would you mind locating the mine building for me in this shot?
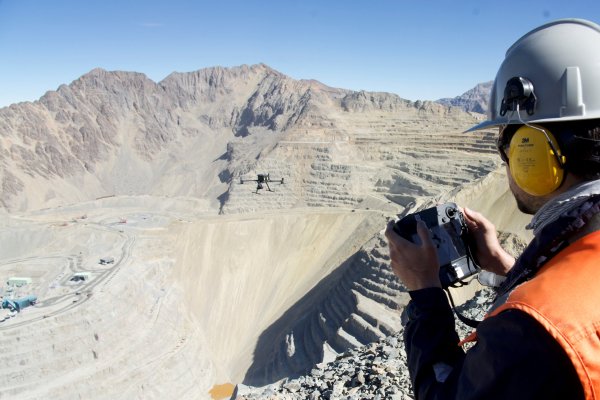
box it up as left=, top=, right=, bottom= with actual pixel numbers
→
left=6, top=277, right=32, bottom=287
left=2, top=295, right=37, bottom=312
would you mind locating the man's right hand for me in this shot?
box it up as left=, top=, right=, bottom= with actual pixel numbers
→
left=385, top=220, right=442, bottom=291
left=462, top=208, right=515, bottom=276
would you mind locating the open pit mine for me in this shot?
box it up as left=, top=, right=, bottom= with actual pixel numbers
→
left=0, top=64, right=531, bottom=399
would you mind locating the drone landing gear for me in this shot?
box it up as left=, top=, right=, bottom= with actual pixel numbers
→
left=255, top=182, right=273, bottom=194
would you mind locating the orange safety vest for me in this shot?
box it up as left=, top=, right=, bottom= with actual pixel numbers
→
left=466, top=230, right=600, bottom=400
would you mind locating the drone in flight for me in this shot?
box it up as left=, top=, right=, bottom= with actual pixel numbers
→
left=240, top=173, right=285, bottom=194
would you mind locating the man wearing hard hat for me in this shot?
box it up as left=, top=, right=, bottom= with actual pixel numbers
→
left=386, top=19, right=600, bottom=399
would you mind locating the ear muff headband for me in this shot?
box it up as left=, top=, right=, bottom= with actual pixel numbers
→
left=508, top=125, right=566, bottom=196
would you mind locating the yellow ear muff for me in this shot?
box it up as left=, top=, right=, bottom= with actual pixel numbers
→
left=508, top=125, right=566, bottom=196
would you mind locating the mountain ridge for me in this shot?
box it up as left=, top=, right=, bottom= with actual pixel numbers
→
left=436, top=80, right=493, bottom=114
left=0, top=63, right=489, bottom=212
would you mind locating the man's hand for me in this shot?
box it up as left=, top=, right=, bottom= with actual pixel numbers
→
left=385, top=220, right=441, bottom=291
left=462, top=208, right=515, bottom=276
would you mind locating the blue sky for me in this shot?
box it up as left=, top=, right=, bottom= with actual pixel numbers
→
left=1, top=0, right=599, bottom=108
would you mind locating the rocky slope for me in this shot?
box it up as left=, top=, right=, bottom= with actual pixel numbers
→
left=233, top=288, right=497, bottom=400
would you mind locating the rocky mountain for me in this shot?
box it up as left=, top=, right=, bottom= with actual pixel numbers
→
left=1, top=64, right=321, bottom=211
left=0, top=64, right=497, bottom=214
left=436, top=81, right=493, bottom=114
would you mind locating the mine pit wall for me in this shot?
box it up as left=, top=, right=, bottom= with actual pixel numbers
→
left=169, top=169, right=533, bottom=389
left=242, top=234, right=408, bottom=386
left=172, top=210, right=388, bottom=384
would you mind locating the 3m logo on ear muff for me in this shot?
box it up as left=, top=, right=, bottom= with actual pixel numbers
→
left=508, top=125, right=566, bottom=196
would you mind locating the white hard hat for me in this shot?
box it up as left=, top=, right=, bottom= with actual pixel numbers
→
left=468, top=19, right=600, bottom=132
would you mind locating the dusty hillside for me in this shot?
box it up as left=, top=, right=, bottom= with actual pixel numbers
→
left=234, top=167, right=532, bottom=400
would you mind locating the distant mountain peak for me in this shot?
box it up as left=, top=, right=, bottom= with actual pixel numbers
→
left=436, top=81, right=493, bottom=114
